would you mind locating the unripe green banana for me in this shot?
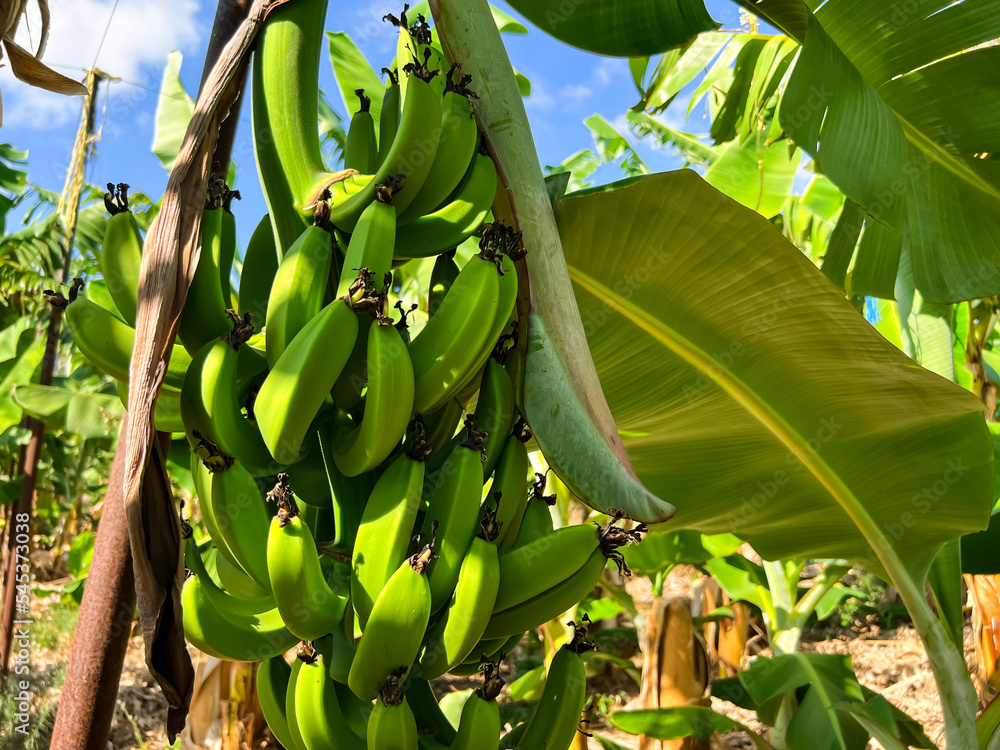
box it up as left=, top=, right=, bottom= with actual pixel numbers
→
left=333, top=307, right=415, bottom=477
left=474, top=357, right=516, bottom=480
left=332, top=315, right=372, bottom=412
left=516, top=623, right=594, bottom=750
left=265, top=216, right=336, bottom=369
left=239, top=213, right=278, bottom=326
left=451, top=671, right=502, bottom=750
left=178, top=201, right=233, bottom=356
left=215, top=549, right=272, bottom=599
left=181, top=535, right=298, bottom=661
left=378, top=69, right=401, bottom=168
left=398, top=68, right=479, bottom=223
left=345, top=89, right=378, bottom=174
left=352, top=424, right=430, bottom=630
left=64, top=296, right=190, bottom=392
left=116, top=379, right=184, bottom=433
left=190, top=453, right=248, bottom=580
left=257, top=656, right=297, bottom=750
left=393, top=153, right=497, bottom=259
left=337, top=183, right=397, bottom=298
left=220, top=194, right=239, bottom=306
left=286, top=654, right=308, bottom=750
left=422, top=398, right=464, bottom=458
left=295, top=637, right=367, bottom=750
left=409, top=252, right=500, bottom=414
left=209, top=461, right=272, bottom=591
left=368, top=676, right=418, bottom=750
left=428, top=251, right=460, bottom=318
left=348, top=540, right=435, bottom=701
left=416, top=511, right=501, bottom=679
left=328, top=600, right=357, bottom=684
left=266, top=481, right=350, bottom=641
left=512, top=475, right=556, bottom=549
left=98, top=182, right=142, bottom=326
left=486, top=436, right=530, bottom=553
left=181, top=313, right=276, bottom=474
left=255, top=296, right=360, bottom=464
left=419, top=416, right=490, bottom=612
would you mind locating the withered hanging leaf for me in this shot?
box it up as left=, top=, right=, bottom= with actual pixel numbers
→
left=3, top=37, right=87, bottom=93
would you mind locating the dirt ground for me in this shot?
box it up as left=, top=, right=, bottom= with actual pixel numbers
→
left=18, top=574, right=989, bottom=750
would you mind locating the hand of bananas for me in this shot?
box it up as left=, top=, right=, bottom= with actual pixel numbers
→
left=62, top=6, right=650, bottom=749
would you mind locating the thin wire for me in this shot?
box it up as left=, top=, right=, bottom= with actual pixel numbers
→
left=91, top=0, right=121, bottom=70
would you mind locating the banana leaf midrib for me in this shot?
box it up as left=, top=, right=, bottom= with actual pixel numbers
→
left=567, top=263, right=915, bottom=580
left=895, top=116, right=1000, bottom=203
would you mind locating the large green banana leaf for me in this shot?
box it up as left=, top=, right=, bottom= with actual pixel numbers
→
left=556, top=169, right=993, bottom=579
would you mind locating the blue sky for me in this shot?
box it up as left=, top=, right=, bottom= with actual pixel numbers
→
left=1, top=0, right=753, bottom=258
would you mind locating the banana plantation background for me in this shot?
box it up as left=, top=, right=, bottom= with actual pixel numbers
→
left=1, top=0, right=999, bottom=748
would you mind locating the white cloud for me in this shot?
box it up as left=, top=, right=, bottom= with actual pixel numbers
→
left=2, top=0, right=202, bottom=128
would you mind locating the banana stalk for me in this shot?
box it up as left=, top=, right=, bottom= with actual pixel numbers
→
left=430, top=0, right=674, bottom=524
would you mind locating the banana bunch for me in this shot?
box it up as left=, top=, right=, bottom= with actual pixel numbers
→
left=59, top=5, right=654, bottom=749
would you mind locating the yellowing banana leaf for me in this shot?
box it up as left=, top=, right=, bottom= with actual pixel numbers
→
left=11, top=383, right=122, bottom=439
left=556, top=169, right=993, bottom=580
left=504, top=0, right=719, bottom=57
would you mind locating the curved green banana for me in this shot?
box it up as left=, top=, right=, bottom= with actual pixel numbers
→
left=517, top=626, right=592, bottom=750
left=416, top=513, right=500, bottom=679
left=328, top=601, right=357, bottom=684
left=180, top=315, right=275, bottom=474
left=185, top=533, right=272, bottom=612
left=481, top=550, right=605, bottom=640
left=210, top=461, right=272, bottom=591
left=332, top=314, right=372, bottom=412
left=64, top=296, right=190, bottom=392
left=257, top=656, right=297, bottom=750
left=408, top=252, right=500, bottom=414
left=286, top=655, right=307, bottom=750
left=191, top=454, right=250, bottom=580
left=220, top=196, right=238, bottom=306
left=238, top=213, right=278, bottom=326
left=337, top=184, right=397, bottom=298
left=178, top=203, right=232, bottom=356
left=487, top=437, right=529, bottom=552
left=333, top=312, right=414, bottom=477
left=474, top=357, right=515, bottom=480
left=215, top=550, right=271, bottom=599
left=345, top=89, right=378, bottom=174
left=267, top=487, right=350, bottom=641
left=428, top=251, right=460, bottom=318
left=512, top=476, right=556, bottom=549
left=419, top=416, right=489, bottom=612
left=351, top=426, right=429, bottom=630
left=398, top=70, right=479, bottom=223
left=265, top=218, right=336, bottom=369
left=459, top=631, right=524, bottom=669
left=98, top=183, right=142, bottom=326
left=494, top=524, right=599, bottom=613
left=295, top=637, right=367, bottom=750
left=451, top=686, right=501, bottom=750
left=256, top=297, right=360, bottom=464
left=422, top=398, right=464, bottom=458
left=368, top=681, right=418, bottom=750
left=348, top=542, right=434, bottom=701
left=393, top=153, right=497, bottom=259
left=377, top=69, right=401, bottom=168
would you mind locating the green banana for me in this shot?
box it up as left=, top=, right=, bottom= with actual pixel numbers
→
left=181, top=535, right=298, bottom=661
left=220, top=191, right=239, bottom=306
left=483, top=515, right=646, bottom=638
left=257, top=656, right=297, bottom=750
left=348, top=539, right=435, bottom=701
left=98, top=182, right=142, bottom=326
left=451, top=662, right=503, bottom=750
left=215, top=550, right=271, bottom=599
left=368, top=675, right=418, bottom=750
left=209, top=461, right=272, bottom=591
left=351, top=423, right=430, bottom=630
left=191, top=453, right=248, bottom=579
left=332, top=314, right=372, bottom=411
left=255, top=295, right=362, bottom=465
left=266, top=480, right=350, bottom=641
left=393, top=153, right=497, bottom=259
left=116, top=379, right=184, bottom=434
left=516, top=622, right=594, bottom=750
left=422, top=398, right=464, bottom=457
left=333, top=301, right=415, bottom=477
left=408, top=251, right=501, bottom=414
left=295, top=637, right=367, bottom=750
left=345, top=89, right=378, bottom=174
left=485, top=435, right=529, bottom=552
left=328, top=601, right=357, bottom=684
left=428, top=250, right=460, bottom=318
left=264, top=212, right=336, bottom=369
left=337, top=182, right=398, bottom=298
left=398, top=66, right=479, bottom=223
left=178, top=197, right=233, bottom=356
left=512, top=474, right=556, bottom=549
left=378, top=68, right=401, bottom=168
left=405, top=679, right=458, bottom=746
left=286, top=653, right=307, bottom=750
left=64, top=296, right=190, bottom=392
left=474, top=356, right=515, bottom=480
left=239, top=213, right=278, bottom=326
left=419, top=416, right=489, bottom=612
left=181, top=313, right=276, bottom=474
left=416, top=510, right=501, bottom=679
